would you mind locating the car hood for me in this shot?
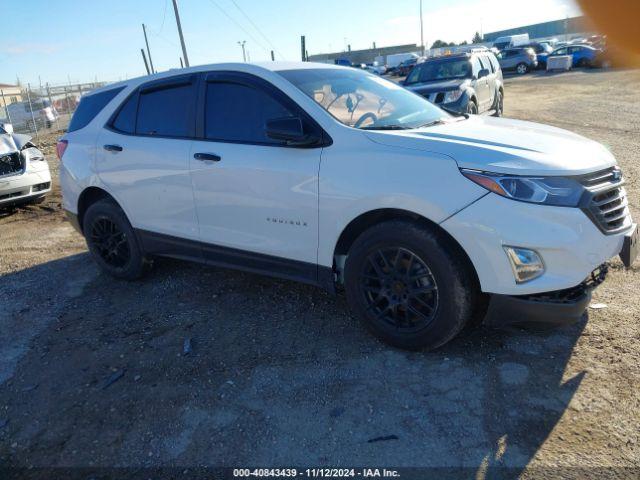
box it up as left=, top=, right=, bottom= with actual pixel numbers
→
left=0, top=133, right=19, bottom=155
left=405, top=78, right=467, bottom=94
left=364, top=115, right=616, bottom=176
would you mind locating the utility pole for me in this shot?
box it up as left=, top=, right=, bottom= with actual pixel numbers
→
left=172, top=0, right=190, bottom=67
left=419, top=0, right=425, bottom=56
left=142, top=23, right=155, bottom=73
left=180, top=57, right=184, bottom=68
left=237, top=41, right=247, bottom=62
left=271, top=50, right=275, bottom=61
left=301, top=36, right=306, bottom=62
left=1, top=90, right=11, bottom=124
left=141, top=49, right=151, bottom=75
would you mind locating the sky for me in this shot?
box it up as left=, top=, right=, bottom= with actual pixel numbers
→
left=1, top=0, right=581, bottom=87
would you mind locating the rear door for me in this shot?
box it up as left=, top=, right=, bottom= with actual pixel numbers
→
left=479, top=54, right=496, bottom=109
left=189, top=72, right=323, bottom=279
left=96, top=75, right=200, bottom=244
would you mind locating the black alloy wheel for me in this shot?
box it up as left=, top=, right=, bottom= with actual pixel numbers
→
left=360, top=247, right=439, bottom=333
left=90, top=216, right=131, bottom=268
left=82, top=199, right=151, bottom=280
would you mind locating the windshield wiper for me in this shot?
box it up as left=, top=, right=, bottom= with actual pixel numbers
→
left=439, top=105, right=470, bottom=119
left=360, top=125, right=410, bottom=130
left=417, top=119, right=448, bottom=128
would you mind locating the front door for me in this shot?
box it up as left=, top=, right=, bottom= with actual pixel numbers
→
left=189, top=72, right=323, bottom=281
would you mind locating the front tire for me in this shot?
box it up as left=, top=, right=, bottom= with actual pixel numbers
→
left=466, top=100, right=478, bottom=115
left=492, top=90, right=503, bottom=117
left=83, top=199, right=151, bottom=280
left=516, top=62, right=528, bottom=75
left=344, top=220, right=477, bottom=350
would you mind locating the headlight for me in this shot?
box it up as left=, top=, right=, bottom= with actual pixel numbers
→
left=460, top=169, right=584, bottom=207
left=443, top=90, right=463, bottom=103
left=22, top=146, right=45, bottom=162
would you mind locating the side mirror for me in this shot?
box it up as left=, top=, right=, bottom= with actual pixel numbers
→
left=0, top=122, right=14, bottom=134
left=266, top=116, right=318, bottom=147
left=478, top=68, right=490, bottom=79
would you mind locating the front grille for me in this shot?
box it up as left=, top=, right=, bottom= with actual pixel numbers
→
left=0, top=152, right=23, bottom=177
left=0, top=191, right=26, bottom=201
left=519, top=264, right=608, bottom=304
left=424, top=92, right=445, bottom=104
left=579, top=167, right=630, bottom=234
left=32, top=182, right=51, bottom=192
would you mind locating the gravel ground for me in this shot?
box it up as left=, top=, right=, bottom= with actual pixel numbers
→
left=0, top=68, right=638, bottom=479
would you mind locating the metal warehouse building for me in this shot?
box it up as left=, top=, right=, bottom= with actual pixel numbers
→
left=484, top=16, right=595, bottom=42
left=308, top=44, right=418, bottom=65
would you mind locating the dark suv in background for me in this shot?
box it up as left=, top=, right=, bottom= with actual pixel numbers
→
left=403, top=50, right=504, bottom=116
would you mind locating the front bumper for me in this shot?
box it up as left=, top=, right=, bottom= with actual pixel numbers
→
left=441, top=193, right=634, bottom=295
left=0, top=162, right=51, bottom=206
left=484, top=264, right=607, bottom=327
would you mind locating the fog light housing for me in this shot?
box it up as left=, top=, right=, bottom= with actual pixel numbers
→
left=504, top=246, right=545, bottom=283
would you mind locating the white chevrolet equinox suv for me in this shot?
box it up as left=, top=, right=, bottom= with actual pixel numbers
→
left=59, top=62, right=638, bottom=350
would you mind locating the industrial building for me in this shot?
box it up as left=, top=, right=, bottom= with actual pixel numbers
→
left=484, top=16, right=595, bottom=42
left=308, top=43, right=419, bottom=65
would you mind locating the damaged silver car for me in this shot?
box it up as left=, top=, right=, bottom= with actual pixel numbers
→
left=0, top=122, right=51, bottom=208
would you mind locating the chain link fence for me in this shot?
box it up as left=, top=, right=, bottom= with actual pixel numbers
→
left=1, top=81, right=108, bottom=141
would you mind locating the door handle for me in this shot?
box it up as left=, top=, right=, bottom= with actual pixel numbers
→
left=104, top=144, right=123, bottom=152
left=194, top=153, right=221, bottom=162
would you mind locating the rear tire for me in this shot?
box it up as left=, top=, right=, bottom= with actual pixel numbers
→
left=344, top=220, right=478, bottom=351
left=83, top=199, right=151, bottom=280
left=516, top=63, right=528, bottom=75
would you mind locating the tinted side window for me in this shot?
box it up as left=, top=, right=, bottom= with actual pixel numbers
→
left=483, top=56, right=494, bottom=72
left=112, top=93, right=137, bottom=134
left=137, top=84, right=194, bottom=137
left=205, top=82, right=293, bottom=144
left=488, top=54, right=500, bottom=72
left=68, top=87, right=124, bottom=132
left=471, top=56, right=483, bottom=75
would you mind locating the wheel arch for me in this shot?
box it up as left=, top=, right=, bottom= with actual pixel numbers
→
left=464, top=87, right=477, bottom=106
left=332, top=208, right=480, bottom=289
left=76, top=186, right=120, bottom=233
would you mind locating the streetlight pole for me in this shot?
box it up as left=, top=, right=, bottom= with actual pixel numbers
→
left=142, top=23, right=155, bottom=73
left=172, top=0, right=190, bottom=67
left=419, top=0, right=425, bottom=56
left=237, top=41, right=247, bottom=62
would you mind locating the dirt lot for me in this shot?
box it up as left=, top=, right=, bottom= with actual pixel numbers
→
left=0, top=69, right=639, bottom=478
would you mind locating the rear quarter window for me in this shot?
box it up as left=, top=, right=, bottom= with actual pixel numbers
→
left=67, top=87, right=125, bottom=132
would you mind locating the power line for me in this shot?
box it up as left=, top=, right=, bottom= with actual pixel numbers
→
left=229, top=0, right=286, bottom=60
left=205, top=0, right=270, bottom=55
left=157, top=0, right=169, bottom=34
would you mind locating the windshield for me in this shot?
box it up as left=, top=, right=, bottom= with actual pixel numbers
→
left=278, top=68, right=449, bottom=130
left=405, top=59, right=470, bottom=85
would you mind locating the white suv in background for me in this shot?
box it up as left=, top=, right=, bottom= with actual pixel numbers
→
left=59, top=62, right=638, bottom=350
